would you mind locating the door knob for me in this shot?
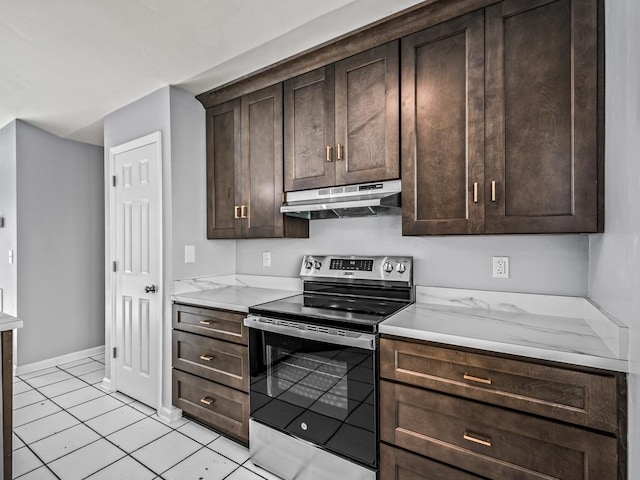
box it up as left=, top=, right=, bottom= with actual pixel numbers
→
left=145, top=285, right=157, bottom=294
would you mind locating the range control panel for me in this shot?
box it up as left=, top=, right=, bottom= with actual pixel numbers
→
left=300, top=255, right=412, bottom=286
left=329, top=258, right=374, bottom=271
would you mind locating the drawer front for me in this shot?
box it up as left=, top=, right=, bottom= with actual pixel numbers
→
left=173, top=330, right=248, bottom=392
left=380, top=444, right=483, bottom=480
left=173, top=369, right=249, bottom=445
left=173, top=303, right=247, bottom=345
left=380, top=337, right=618, bottom=432
left=381, top=381, right=617, bottom=480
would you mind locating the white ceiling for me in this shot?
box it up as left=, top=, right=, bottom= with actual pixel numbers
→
left=0, top=0, right=424, bottom=146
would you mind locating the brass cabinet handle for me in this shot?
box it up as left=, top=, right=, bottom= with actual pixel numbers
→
left=199, top=320, right=213, bottom=325
left=234, top=206, right=241, bottom=219
left=463, top=373, right=492, bottom=385
left=199, top=354, right=214, bottom=362
left=337, top=144, right=344, bottom=161
left=473, top=183, right=478, bottom=203
left=240, top=205, right=248, bottom=219
left=326, top=145, right=333, bottom=162
left=491, top=180, right=496, bottom=202
left=463, top=432, right=492, bottom=447
left=200, top=397, right=215, bottom=406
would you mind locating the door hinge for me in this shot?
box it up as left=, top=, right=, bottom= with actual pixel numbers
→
left=112, top=347, right=117, bottom=359
left=112, top=261, right=117, bottom=272
left=112, top=175, right=116, bottom=187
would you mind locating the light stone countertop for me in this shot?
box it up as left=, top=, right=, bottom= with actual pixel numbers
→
left=0, top=312, right=23, bottom=331
left=171, top=274, right=301, bottom=313
left=380, top=286, right=629, bottom=372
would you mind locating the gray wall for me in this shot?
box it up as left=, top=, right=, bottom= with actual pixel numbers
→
left=0, top=121, right=17, bottom=315
left=169, top=87, right=235, bottom=280
left=104, top=87, right=174, bottom=411
left=103, top=86, right=235, bottom=412
left=236, top=215, right=589, bottom=296
left=589, top=1, right=640, bottom=477
left=15, top=120, right=104, bottom=365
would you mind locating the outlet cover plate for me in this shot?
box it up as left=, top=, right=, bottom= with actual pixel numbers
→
left=493, top=256, right=509, bottom=278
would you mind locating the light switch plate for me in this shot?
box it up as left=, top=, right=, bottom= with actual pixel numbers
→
left=262, top=251, right=271, bottom=267
left=185, top=245, right=195, bottom=263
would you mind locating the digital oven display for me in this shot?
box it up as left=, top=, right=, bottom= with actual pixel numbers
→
left=329, top=258, right=374, bottom=271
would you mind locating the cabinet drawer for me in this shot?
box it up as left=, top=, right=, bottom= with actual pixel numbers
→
left=380, top=337, right=618, bottom=432
left=173, top=370, right=249, bottom=445
left=173, top=330, right=248, bottom=392
left=380, top=444, right=483, bottom=480
left=381, top=381, right=616, bottom=480
left=173, top=304, right=247, bottom=345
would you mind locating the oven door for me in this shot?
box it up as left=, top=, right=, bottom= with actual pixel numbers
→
left=245, top=315, right=378, bottom=469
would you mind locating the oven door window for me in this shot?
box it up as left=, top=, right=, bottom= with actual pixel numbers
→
left=249, top=329, right=377, bottom=468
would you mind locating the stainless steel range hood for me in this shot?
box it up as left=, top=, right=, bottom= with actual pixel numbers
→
left=280, top=179, right=401, bottom=220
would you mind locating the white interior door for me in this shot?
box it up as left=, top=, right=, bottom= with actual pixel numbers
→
left=112, top=136, right=161, bottom=407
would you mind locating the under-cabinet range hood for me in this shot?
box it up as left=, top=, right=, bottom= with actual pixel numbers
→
left=280, top=179, right=401, bottom=219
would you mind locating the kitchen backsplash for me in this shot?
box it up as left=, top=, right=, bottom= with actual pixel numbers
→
left=234, top=215, right=589, bottom=297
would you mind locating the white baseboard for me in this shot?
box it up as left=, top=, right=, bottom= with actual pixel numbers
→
left=157, top=405, right=183, bottom=426
left=16, top=345, right=105, bottom=376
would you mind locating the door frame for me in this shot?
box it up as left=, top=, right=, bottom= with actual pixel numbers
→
left=104, top=131, right=163, bottom=410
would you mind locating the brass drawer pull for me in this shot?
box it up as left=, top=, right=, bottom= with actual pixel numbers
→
left=337, top=143, right=344, bottom=161
left=234, top=206, right=241, bottom=219
left=463, top=432, right=492, bottom=447
left=463, top=374, right=492, bottom=385
left=473, top=182, right=478, bottom=203
left=199, top=320, right=213, bottom=325
left=200, top=397, right=215, bottom=406
left=491, top=180, right=496, bottom=202
left=199, top=354, right=214, bottom=362
left=326, top=145, right=333, bottom=162
left=240, top=205, right=248, bottom=219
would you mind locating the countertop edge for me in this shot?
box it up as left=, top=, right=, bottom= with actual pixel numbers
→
left=171, top=295, right=250, bottom=313
left=0, top=315, right=23, bottom=332
left=379, top=324, right=628, bottom=373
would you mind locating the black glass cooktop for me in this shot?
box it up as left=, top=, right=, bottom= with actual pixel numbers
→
left=249, top=293, right=411, bottom=333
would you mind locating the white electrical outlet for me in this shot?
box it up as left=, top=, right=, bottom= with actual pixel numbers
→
left=262, top=251, right=271, bottom=267
left=493, top=256, right=509, bottom=278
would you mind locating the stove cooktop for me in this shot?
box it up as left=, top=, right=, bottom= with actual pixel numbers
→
left=249, top=293, right=411, bottom=333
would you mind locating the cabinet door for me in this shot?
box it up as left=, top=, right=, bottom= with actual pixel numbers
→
left=206, top=98, right=241, bottom=239
left=284, top=66, right=336, bottom=191
left=335, top=41, right=399, bottom=186
left=401, top=12, right=485, bottom=235
left=241, top=85, right=283, bottom=238
left=485, top=0, right=600, bottom=233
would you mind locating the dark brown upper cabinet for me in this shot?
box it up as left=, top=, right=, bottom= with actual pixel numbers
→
left=206, top=84, right=308, bottom=239
left=284, top=42, right=400, bottom=191
left=401, top=11, right=485, bottom=235
left=402, top=0, right=602, bottom=235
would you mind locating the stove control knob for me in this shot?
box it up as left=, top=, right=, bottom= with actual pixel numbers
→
left=304, top=260, right=313, bottom=269
left=396, top=263, right=406, bottom=274
left=313, top=261, right=322, bottom=269
left=383, top=262, right=394, bottom=273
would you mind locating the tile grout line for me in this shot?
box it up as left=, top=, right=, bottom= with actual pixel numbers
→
left=14, top=357, right=270, bottom=480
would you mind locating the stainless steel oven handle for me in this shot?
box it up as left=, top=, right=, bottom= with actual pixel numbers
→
left=244, top=315, right=376, bottom=351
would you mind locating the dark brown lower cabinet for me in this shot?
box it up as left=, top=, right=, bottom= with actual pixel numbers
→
left=173, top=370, right=249, bottom=444
left=381, top=381, right=616, bottom=480
left=380, top=336, right=626, bottom=480
left=2, top=331, right=13, bottom=480
left=172, top=304, right=249, bottom=445
left=381, top=444, right=484, bottom=480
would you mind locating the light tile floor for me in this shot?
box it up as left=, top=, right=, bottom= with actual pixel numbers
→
left=12, top=354, right=281, bottom=480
